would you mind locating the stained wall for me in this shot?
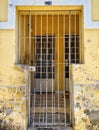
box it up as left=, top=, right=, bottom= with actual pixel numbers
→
left=0, top=1, right=99, bottom=130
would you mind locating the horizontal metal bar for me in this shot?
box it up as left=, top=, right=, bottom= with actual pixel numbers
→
left=30, top=122, right=71, bottom=126
left=20, top=35, right=79, bottom=39
left=19, top=10, right=81, bottom=15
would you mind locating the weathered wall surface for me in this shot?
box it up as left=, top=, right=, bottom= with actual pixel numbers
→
left=0, top=29, right=99, bottom=130
left=0, top=86, right=27, bottom=130
left=0, top=1, right=99, bottom=129
left=73, top=30, right=99, bottom=84
left=73, top=84, right=99, bottom=130
left=72, top=29, right=99, bottom=130
left=0, top=30, right=26, bottom=130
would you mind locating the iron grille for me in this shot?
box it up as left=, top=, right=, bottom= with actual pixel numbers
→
left=17, top=10, right=81, bottom=128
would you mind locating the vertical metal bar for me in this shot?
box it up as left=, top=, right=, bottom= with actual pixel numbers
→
left=57, top=13, right=60, bottom=124
left=54, top=94, right=55, bottom=125
left=29, top=12, right=31, bottom=65
left=52, top=14, right=54, bottom=127
left=63, top=13, right=67, bottom=126
left=42, top=95, right=45, bottom=125
left=39, top=14, right=43, bottom=125
left=24, top=15, right=26, bottom=64
left=75, top=12, right=77, bottom=63
left=46, top=13, right=48, bottom=127
left=69, top=11, right=71, bottom=124
left=25, top=66, right=30, bottom=126
left=28, top=11, right=32, bottom=126
left=43, top=94, right=45, bottom=125
left=32, top=89, right=34, bottom=126
left=33, top=14, right=37, bottom=127
left=19, top=13, right=21, bottom=63
left=79, top=12, right=81, bottom=63
left=69, top=11, right=71, bottom=64
left=28, top=70, right=31, bottom=125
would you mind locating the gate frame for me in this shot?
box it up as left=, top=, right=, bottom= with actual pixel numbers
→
left=15, top=6, right=84, bottom=130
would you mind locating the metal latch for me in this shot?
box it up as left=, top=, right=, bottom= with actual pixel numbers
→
left=29, top=66, right=36, bottom=72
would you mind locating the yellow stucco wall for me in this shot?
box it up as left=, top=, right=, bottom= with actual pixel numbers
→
left=0, top=30, right=27, bottom=130
left=73, top=29, right=99, bottom=84
left=0, top=0, right=8, bottom=21
left=0, top=29, right=99, bottom=130
left=0, top=30, right=25, bottom=86
left=92, top=0, right=99, bottom=21
left=0, top=29, right=99, bottom=86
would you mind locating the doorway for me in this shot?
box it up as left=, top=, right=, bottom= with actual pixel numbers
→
left=17, top=8, right=82, bottom=128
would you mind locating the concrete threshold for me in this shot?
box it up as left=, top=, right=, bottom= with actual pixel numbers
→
left=28, top=126, right=73, bottom=130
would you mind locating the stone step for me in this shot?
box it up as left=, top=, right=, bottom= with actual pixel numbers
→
left=28, top=126, right=73, bottom=130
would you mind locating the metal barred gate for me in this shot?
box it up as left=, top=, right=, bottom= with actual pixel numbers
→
left=18, top=9, right=81, bottom=128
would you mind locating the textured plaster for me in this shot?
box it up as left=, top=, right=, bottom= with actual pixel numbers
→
left=72, top=29, right=99, bottom=85
left=73, top=84, right=99, bottom=130
left=0, top=86, right=27, bottom=130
